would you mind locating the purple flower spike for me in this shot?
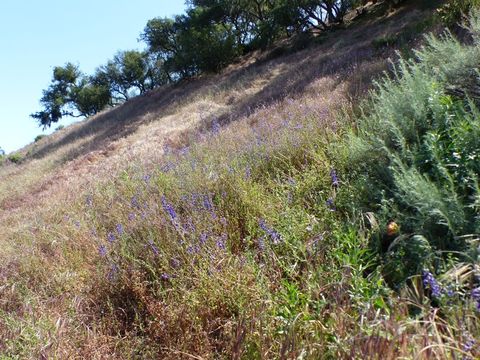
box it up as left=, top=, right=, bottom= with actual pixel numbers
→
left=463, top=336, right=476, bottom=353
left=107, top=263, right=119, bottom=282
left=148, top=239, right=159, bottom=256
left=216, top=239, right=226, bottom=250
left=85, top=195, right=93, bottom=207
left=107, top=232, right=116, bottom=243
left=472, top=287, right=480, bottom=311
left=326, top=198, right=336, bottom=211
left=98, top=244, right=107, bottom=257
left=200, top=232, right=208, bottom=245
left=330, top=169, right=339, bottom=188
left=422, top=270, right=442, bottom=298
left=259, top=219, right=282, bottom=244
left=161, top=273, right=170, bottom=280
left=161, top=196, right=177, bottom=221
left=116, top=224, right=124, bottom=236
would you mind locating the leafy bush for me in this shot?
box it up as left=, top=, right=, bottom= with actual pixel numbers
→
left=34, top=134, right=46, bottom=142
left=7, top=153, right=23, bottom=164
left=437, top=0, right=480, bottom=25
left=343, top=10, right=480, bottom=286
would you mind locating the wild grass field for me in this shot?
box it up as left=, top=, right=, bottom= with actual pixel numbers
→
left=1, top=1, right=480, bottom=358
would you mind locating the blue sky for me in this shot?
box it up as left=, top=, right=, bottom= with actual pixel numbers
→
left=0, top=1, right=186, bottom=153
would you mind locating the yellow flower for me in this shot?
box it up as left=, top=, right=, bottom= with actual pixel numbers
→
left=387, top=221, right=399, bottom=236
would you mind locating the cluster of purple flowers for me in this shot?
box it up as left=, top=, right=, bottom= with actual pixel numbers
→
left=330, top=169, right=339, bottom=188
left=212, top=120, right=221, bottom=134
left=116, top=223, right=124, bottom=236
left=130, top=196, right=141, bottom=209
left=161, top=195, right=177, bottom=221
left=107, top=263, right=119, bottom=281
left=463, top=335, right=476, bottom=353
left=85, top=195, right=93, bottom=207
left=98, top=244, right=107, bottom=257
left=259, top=218, right=281, bottom=245
left=143, top=174, right=151, bottom=183
left=326, top=198, right=336, bottom=211
left=422, top=270, right=443, bottom=298
left=107, top=232, right=116, bottom=243
left=472, top=287, right=480, bottom=311
left=147, top=239, right=159, bottom=256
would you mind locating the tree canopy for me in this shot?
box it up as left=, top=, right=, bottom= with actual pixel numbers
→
left=32, top=0, right=362, bottom=128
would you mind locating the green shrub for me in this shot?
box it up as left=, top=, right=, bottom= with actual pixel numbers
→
left=55, top=124, right=65, bottom=131
left=343, top=10, right=480, bottom=286
left=34, top=134, right=46, bottom=142
left=8, top=153, right=23, bottom=164
left=437, top=0, right=480, bottom=25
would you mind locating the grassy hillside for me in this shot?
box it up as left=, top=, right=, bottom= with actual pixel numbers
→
left=2, top=1, right=480, bottom=358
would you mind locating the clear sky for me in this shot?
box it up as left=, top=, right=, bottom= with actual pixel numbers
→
left=0, top=1, right=186, bottom=153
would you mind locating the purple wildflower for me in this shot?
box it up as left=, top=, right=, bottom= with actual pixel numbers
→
left=131, top=196, right=140, bottom=209
left=107, top=232, right=116, bottom=243
left=203, top=195, right=213, bottom=212
left=128, top=213, right=136, bottom=221
left=259, top=219, right=281, bottom=245
left=472, top=287, right=480, bottom=301
left=161, top=273, right=170, bottom=280
left=212, top=120, right=221, bottom=134
left=148, top=239, right=159, bottom=256
left=472, top=287, right=480, bottom=311
left=74, top=220, right=81, bottom=229
left=326, top=198, right=336, bottom=211
left=258, top=236, right=266, bottom=251
left=200, top=232, right=208, bottom=245
left=98, top=244, right=107, bottom=257
left=422, top=270, right=442, bottom=298
left=163, top=144, right=172, bottom=155
left=463, top=336, right=476, bottom=353
left=161, top=196, right=177, bottom=221
left=116, top=224, right=124, bottom=236
left=216, top=239, right=226, bottom=250
left=445, top=285, right=455, bottom=298
left=107, top=263, right=119, bottom=282
left=171, top=258, right=180, bottom=269
left=330, top=169, right=339, bottom=188
left=245, top=166, right=251, bottom=180
left=143, top=174, right=151, bottom=183
left=183, top=218, right=196, bottom=233
left=85, top=195, right=93, bottom=207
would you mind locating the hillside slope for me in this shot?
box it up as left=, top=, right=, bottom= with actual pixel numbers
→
left=5, top=1, right=479, bottom=358
left=0, top=1, right=429, bottom=217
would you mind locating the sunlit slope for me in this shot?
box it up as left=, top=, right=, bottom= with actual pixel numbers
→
left=0, top=2, right=429, bottom=218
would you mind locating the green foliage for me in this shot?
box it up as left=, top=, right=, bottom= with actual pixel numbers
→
left=437, top=0, right=480, bottom=25
left=31, top=63, right=111, bottom=128
left=34, top=134, right=46, bottom=142
left=141, top=11, right=241, bottom=77
left=7, top=153, right=23, bottom=164
left=93, top=50, right=165, bottom=102
left=343, top=10, right=480, bottom=285
left=142, top=0, right=357, bottom=77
